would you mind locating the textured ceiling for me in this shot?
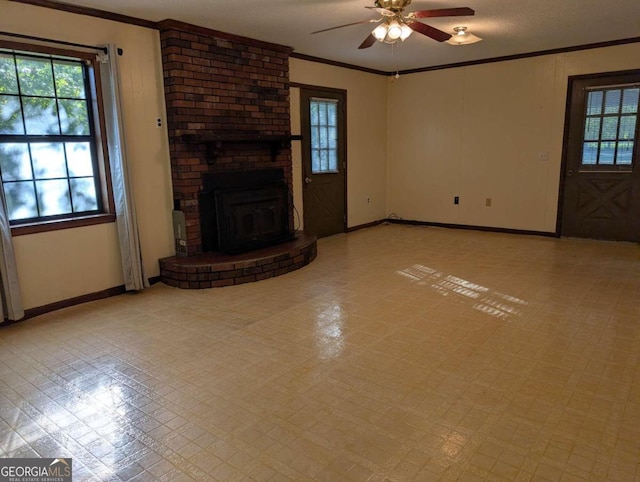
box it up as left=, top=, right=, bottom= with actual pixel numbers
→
left=39, top=0, right=640, bottom=72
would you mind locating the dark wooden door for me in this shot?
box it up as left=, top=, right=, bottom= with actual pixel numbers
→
left=560, top=73, right=640, bottom=242
left=300, top=88, right=346, bottom=238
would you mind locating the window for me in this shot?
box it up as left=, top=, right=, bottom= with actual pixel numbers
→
left=0, top=42, right=112, bottom=233
left=310, top=97, right=339, bottom=174
left=582, top=85, right=639, bottom=167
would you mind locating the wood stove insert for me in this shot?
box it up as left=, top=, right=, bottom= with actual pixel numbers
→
left=199, top=169, right=293, bottom=254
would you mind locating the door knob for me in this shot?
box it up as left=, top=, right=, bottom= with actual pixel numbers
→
left=568, top=170, right=573, bottom=177
left=304, top=177, right=312, bottom=184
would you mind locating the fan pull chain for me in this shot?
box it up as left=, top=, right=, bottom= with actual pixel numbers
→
left=392, top=42, right=400, bottom=79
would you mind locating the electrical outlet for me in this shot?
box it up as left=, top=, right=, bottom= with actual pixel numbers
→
left=156, top=118, right=162, bottom=127
left=454, top=196, right=459, bottom=205
left=367, top=197, right=370, bottom=204
left=486, top=198, right=492, bottom=207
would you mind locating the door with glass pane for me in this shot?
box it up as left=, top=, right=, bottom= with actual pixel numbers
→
left=300, top=88, right=346, bottom=238
left=560, top=73, right=640, bottom=241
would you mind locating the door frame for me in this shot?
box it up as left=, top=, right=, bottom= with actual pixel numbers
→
left=292, top=82, right=348, bottom=234
left=555, top=68, right=640, bottom=237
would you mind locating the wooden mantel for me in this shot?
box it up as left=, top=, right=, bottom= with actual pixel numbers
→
left=181, top=132, right=303, bottom=163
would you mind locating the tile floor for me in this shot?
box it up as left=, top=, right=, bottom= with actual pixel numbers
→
left=1, top=224, right=639, bottom=481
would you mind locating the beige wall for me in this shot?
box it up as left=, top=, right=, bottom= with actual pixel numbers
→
left=290, top=59, right=388, bottom=229
left=387, top=43, right=640, bottom=233
left=2, top=3, right=174, bottom=309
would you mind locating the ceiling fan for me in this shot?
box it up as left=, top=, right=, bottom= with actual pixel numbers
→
left=311, top=0, right=475, bottom=49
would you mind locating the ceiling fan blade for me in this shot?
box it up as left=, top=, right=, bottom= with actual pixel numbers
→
left=358, top=34, right=377, bottom=49
left=311, top=19, right=380, bottom=35
left=407, top=21, right=452, bottom=42
left=365, top=6, right=394, bottom=16
left=411, top=7, right=475, bottom=19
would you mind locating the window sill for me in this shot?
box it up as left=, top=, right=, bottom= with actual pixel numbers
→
left=10, top=213, right=116, bottom=236
left=578, top=167, right=633, bottom=173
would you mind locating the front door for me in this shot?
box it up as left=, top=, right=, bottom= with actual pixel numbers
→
left=560, top=73, right=640, bottom=241
left=300, top=88, right=346, bottom=238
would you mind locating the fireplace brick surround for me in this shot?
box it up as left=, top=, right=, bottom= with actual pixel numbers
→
left=157, top=20, right=316, bottom=288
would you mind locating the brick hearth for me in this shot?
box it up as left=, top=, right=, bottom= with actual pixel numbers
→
left=159, top=232, right=317, bottom=289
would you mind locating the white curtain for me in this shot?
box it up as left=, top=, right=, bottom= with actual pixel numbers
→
left=0, top=188, right=24, bottom=322
left=98, top=46, right=149, bottom=291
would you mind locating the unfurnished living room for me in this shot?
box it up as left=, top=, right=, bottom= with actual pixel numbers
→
left=1, top=0, right=639, bottom=481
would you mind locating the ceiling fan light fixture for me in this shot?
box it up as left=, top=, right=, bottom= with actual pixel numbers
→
left=317, top=2, right=476, bottom=51
left=446, top=26, right=482, bottom=45
left=386, top=19, right=403, bottom=40
left=372, top=23, right=389, bottom=41
left=399, top=23, right=413, bottom=41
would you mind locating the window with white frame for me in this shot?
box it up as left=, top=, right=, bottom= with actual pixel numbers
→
left=0, top=43, right=112, bottom=230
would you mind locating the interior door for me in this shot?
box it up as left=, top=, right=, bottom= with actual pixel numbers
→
left=300, top=88, right=346, bottom=238
left=560, top=73, right=640, bottom=241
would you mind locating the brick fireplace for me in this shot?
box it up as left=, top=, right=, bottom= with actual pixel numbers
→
left=158, top=20, right=294, bottom=255
left=157, top=20, right=316, bottom=288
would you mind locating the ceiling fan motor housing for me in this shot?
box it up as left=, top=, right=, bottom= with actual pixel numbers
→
left=375, top=0, right=412, bottom=12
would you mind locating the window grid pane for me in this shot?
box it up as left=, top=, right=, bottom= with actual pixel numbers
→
left=581, top=86, right=640, bottom=167
left=586, top=91, right=603, bottom=115
left=617, top=142, right=634, bottom=165
left=0, top=53, right=19, bottom=94
left=22, top=96, right=59, bottom=135
left=622, top=88, right=639, bottom=114
left=604, top=90, right=621, bottom=115
left=16, top=56, right=55, bottom=97
left=53, top=61, right=86, bottom=99
left=0, top=50, right=101, bottom=223
left=0, top=95, right=25, bottom=135
left=584, top=117, right=600, bottom=141
left=310, top=98, right=339, bottom=174
left=0, top=143, right=32, bottom=180
left=4, top=180, right=37, bottom=220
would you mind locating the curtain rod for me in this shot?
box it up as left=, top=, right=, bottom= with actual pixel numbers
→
left=0, top=31, right=108, bottom=54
